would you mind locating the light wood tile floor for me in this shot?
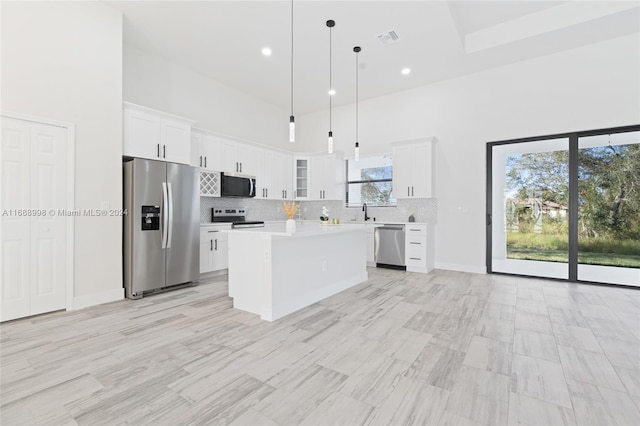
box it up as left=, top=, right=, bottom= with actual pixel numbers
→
left=2, top=268, right=639, bottom=425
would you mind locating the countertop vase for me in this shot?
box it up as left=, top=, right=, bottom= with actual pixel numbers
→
left=286, top=219, right=296, bottom=232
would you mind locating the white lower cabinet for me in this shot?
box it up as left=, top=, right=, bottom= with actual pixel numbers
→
left=404, top=224, right=434, bottom=273
left=200, top=224, right=231, bottom=274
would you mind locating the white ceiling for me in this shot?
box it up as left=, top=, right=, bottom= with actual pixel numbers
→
left=109, top=1, right=640, bottom=115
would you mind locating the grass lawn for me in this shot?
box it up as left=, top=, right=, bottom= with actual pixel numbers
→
left=507, top=247, right=640, bottom=268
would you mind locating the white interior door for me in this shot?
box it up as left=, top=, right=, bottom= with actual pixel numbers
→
left=1, top=118, right=31, bottom=320
left=1, top=117, right=68, bottom=321
left=29, top=123, right=68, bottom=315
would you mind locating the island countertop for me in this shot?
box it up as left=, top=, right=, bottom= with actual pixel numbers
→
left=225, top=222, right=368, bottom=237
left=226, top=221, right=368, bottom=321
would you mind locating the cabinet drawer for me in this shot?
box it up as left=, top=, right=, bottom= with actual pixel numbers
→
left=200, top=225, right=230, bottom=241
left=406, top=244, right=426, bottom=257
left=406, top=236, right=425, bottom=246
left=200, top=228, right=219, bottom=241
left=406, top=256, right=425, bottom=267
left=406, top=225, right=427, bottom=236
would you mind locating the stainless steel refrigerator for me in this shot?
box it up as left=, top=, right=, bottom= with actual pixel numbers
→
left=123, top=158, right=199, bottom=299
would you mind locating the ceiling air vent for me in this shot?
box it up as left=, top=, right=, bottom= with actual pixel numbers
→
left=377, top=30, right=400, bottom=46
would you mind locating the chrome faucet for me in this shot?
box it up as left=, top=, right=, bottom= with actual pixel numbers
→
left=362, top=203, right=370, bottom=221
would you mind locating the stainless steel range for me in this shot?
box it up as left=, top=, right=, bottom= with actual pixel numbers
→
left=211, top=208, right=265, bottom=228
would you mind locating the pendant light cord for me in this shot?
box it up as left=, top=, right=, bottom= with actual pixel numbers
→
left=290, top=0, right=294, bottom=117
left=329, top=25, right=332, bottom=131
left=355, top=49, right=359, bottom=143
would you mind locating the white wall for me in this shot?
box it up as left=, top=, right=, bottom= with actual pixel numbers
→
left=2, top=2, right=124, bottom=302
left=298, top=34, right=640, bottom=273
left=124, top=45, right=290, bottom=149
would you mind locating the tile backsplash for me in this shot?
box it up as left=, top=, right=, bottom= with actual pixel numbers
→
left=200, top=197, right=437, bottom=224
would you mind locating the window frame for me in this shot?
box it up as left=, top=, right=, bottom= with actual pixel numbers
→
left=345, top=155, right=396, bottom=208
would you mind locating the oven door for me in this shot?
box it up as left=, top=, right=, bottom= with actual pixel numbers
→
left=221, top=174, right=256, bottom=198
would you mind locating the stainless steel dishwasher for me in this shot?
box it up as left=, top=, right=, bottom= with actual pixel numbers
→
left=374, top=225, right=406, bottom=269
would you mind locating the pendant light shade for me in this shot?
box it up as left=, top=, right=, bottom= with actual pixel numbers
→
left=289, top=0, right=295, bottom=143
left=327, top=19, right=335, bottom=154
left=353, top=46, right=361, bottom=161
left=289, top=116, right=295, bottom=143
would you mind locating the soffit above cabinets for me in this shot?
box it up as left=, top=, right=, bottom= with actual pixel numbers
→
left=108, top=1, right=639, bottom=115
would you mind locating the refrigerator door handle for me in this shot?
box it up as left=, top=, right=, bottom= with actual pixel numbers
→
left=161, top=182, right=169, bottom=249
left=167, top=182, right=174, bottom=248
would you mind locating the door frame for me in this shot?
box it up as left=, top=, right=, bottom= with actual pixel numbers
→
left=486, top=123, right=640, bottom=285
left=1, top=111, right=76, bottom=312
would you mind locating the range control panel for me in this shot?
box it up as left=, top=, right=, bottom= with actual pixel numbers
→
left=212, top=207, right=247, bottom=223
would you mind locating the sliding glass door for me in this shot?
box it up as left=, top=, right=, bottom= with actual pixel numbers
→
left=578, top=131, right=640, bottom=285
left=487, top=125, right=640, bottom=287
left=489, top=138, right=569, bottom=279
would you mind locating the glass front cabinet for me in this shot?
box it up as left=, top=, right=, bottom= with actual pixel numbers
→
left=294, top=156, right=309, bottom=200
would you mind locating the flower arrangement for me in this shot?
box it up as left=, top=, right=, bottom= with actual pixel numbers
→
left=320, top=206, right=330, bottom=221
left=281, top=201, right=300, bottom=219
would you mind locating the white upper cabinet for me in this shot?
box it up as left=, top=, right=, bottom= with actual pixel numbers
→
left=270, top=152, right=293, bottom=200
left=293, top=156, right=310, bottom=200
left=191, top=130, right=224, bottom=171
left=223, top=141, right=259, bottom=175
left=310, top=153, right=344, bottom=201
left=123, top=102, right=195, bottom=164
left=392, top=138, right=435, bottom=199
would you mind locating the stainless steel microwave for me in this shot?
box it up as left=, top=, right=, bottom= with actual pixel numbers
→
left=220, top=173, right=256, bottom=198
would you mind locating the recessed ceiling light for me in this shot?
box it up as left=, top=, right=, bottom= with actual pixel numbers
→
left=261, top=47, right=272, bottom=56
left=328, top=89, right=336, bottom=96
left=401, top=68, right=411, bottom=75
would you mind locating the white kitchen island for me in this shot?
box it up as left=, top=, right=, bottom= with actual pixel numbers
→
left=226, top=222, right=368, bottom=321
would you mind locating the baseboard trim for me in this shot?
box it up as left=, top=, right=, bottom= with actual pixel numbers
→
left=72, top=288, right=124, bottom=310
left=434, top=262, right=486, bottom=275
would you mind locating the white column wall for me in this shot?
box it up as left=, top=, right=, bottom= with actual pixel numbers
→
left=2, top=2, right=124, bottom=302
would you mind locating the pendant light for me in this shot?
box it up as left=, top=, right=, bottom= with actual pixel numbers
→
left=289, top=0, right=295, bottom=142
left=327, top=20, right=335, bottom=154
left=353, top=46, right=361, bottom=161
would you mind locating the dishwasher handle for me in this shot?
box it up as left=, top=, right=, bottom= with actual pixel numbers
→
left=379, top=225, right=405, bottom=231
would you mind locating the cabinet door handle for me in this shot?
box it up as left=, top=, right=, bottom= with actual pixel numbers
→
left=412, top=186, right=414, bottom=196
left=240, top=163, right=242, bottom=173
left=163, top=145, right=166, bottom=158
left=409, top=242, right=421, bottom=245
left=320, top=190, right=322, bottom=199
left=157, top=144, right=160, bottom=158
left=204, top=157, right=207, bottom=168
left=200, top=156, right=202, bottom=167
left=236, top=162, right=238, bottom=172
left=409, top=257, right=421, bottom=260
left=210, top=239, right=213, bottom=251
left=215, top=239, right=218, bottom=251
left=266, top=188, right=268, bottom=198
left=407, top=186, right=410, bottom=197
